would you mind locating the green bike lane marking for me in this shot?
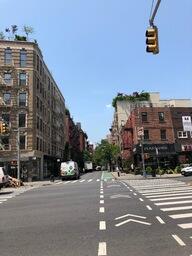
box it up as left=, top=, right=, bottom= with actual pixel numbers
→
left=101, top=171, right=114, bottom=181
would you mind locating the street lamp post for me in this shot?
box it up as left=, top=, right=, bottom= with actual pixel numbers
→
left=17, top=128, right=20, bottom=180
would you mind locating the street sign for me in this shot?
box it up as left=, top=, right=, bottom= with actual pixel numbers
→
left=137, top=127, right=144, bottom=137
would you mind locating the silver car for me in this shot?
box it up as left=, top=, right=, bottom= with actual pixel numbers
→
left=181, top=164, right=192, bottom=176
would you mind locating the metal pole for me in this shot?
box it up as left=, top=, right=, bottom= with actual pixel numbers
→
left=17, top=128, right=20, bottom=180
left=141, top=138, right=146, bottom=178
left=149, top=0, right=161, bottom=26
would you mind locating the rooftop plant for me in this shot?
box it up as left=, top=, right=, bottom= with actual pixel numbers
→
left=112, top=91, right=150, bottom=108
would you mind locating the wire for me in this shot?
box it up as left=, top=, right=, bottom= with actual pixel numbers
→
left=149, top=0, right=155, bottom=21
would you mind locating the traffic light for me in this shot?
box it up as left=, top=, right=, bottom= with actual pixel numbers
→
left=2, top=122, right=6, bottom=133
left=146, top=26, right=159, bottom=54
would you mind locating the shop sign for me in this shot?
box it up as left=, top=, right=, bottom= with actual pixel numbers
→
left=181, top=144, right=192, bottom=152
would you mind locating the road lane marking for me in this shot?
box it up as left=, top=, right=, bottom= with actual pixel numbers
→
left=172, top=235, right=186, bottom=246
left=161, top=205, right=192, bottom=212
left=156, top=216, right=165, bottom=224
left=100, top=200, right=104, bottom=204
left=98, top=242, right=107, bottom=256
left=139, top=198, right=144, bottom=202
left=71, top=180, right=78, bottom=183
left=79, top=179, right=85, bottom=183
left=97, top=179, right=100, bottom=181
left=88, top=179, right=93, bottom=182
left=64, top=181, right=71, bottom=184
left=146, top=205, right=152, bottom=210
left=170, top=213, right=192, bottom=219
left=100, top=195, right=104, bottom=199
left=0, top=199, right=7, bottom=202
left=150, top=195, right=192, bottom=202
left=99, top=207, right=105, bottom=213
left=134, top=183, right=186, bottom=190
left=100, top=191, right=104, bottom=194
left=115, top=219, right=151, bottom=227
left=146, top=191, right=192, bottom=198
left=142, top=187, right=192, bottom=195
left=133, top=193, right=137, bottom=196
left=115, top=214, right=146, bottom=220
left=155, top=200, right=192, bottom=206
left=99, top=221, right=106, bottom=230
left=178, top=223, right=192, bottom=229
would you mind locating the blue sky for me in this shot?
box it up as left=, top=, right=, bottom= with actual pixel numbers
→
left=1, top=0, right=192, bottom=144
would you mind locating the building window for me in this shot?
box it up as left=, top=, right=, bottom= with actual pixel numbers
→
left=160, top=129, right=167, bottom=140
left=1, top=136, right=10, bottom=150
left=19, top=93, right=27, bottom=107
left=3, top=93, right=11, bottom=105
left=4, top=48, right=12, bottom=65
left=144, top=130, right=149, bottom=140
left=4, top=73, right=12, bottom=85
left=19, top=113, right=26, bottom=127
left=36, top=137, right=39, bottom=150
left=158, top=112, right=165, bottom=122
left=2, top=113, right=10, bottom=126
left=36, top=97, right=39, bottom=109
left=20, top=49, right=27, bottom=67
left=20, top=135, right=26, bottom=150
left=178, top=131, right=188, bottom=138
left=36, top=116, right=39, bottom=129
left=141, top=112, right=148, bottom=122
left=19, top=73, right=27, bottom=86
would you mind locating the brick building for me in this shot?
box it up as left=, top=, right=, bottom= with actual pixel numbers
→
left=0, top=39, right=66, bottom=180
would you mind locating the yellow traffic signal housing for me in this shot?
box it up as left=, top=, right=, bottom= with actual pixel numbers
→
left=2, top=122, right=6, bottom=133
left=0, top=122, right=2, bottom=134
left=146, top=26, right=159, bottom=54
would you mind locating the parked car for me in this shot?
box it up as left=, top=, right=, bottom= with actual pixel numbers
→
left=0, top=167, right=9, bottom=190
left=181, top=164, right=192, bottom=176
left=60, top=160, right=80, bottom=180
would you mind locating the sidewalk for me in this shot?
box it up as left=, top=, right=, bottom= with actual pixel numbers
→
left=111, top=172, right=182, bottom=180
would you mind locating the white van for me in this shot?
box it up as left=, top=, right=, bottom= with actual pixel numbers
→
left=0, top=167, right=9, bottom=190
left=60, top=161, right=80, bottom=180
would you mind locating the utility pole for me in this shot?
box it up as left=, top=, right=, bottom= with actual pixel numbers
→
left=17, top=128, right=20, bottom=180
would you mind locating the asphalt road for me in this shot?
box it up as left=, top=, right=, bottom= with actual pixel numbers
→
left=0, top=171, right=192, bottom=256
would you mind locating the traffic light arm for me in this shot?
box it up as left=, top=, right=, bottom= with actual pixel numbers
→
left=149, top=0, right=161, bottom=26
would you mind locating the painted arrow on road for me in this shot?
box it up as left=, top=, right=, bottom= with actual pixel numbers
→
left=115, top=213, right=151, bottom=227
left=110, top=194, right=131, bottom=199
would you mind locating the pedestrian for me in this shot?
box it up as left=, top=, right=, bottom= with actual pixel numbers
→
left=116, top=166, right=120, bottom=177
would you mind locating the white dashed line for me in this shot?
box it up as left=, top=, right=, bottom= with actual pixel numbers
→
left=133, top=193, right=137, bottom=196
left=98, top=242, right=107, bottom=256
left=100, top=200, right=104, bottom=204
left=161, top=206, right=192, bottom=212
left=139, top=198, right=144, bottom=202
left=100, top=191, right=104, bottom=194
left=79, top=179, right=85, bottom=183
left=100, top=195, right=104, bottom=199
left=146, top=205, right=152, bottom=210
left=71, top=180, right=78, bottom=183
left=172, top=234, right=186, bottom=246
left=99, top=221, right=106, bottom=230
left=97, top=179, right=100, bottom=181
left=88, top=179, right=93, bottom=182
left=178, top=223, right=192, bottom=229
left=156, top=216, right=165, bottom=224
left=99, top=207, right=105, bottom=213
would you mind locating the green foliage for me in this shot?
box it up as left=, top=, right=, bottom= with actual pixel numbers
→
left=146, top=166, right=152, bottom=175
left=174, top=166, right=181, bottom=174
left=112, top=91, right=150, bottom=108
left=83, top=150, right=92, bottom=162
left=15, top=35, right=27, bottom=41
left=0, top=32, right=5, bottom=39
left=23, top=26, right=34, bottom=36
left=93, top=140, right=120, bottom=167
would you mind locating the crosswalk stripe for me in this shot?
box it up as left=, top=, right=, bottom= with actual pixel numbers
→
left=155, top=200, right=192, bottom=206
left=64, top=181, right=71, bottom=184
left=71, top=180, right=78, bottom=183
left=161, top=206, right=192, bottom=212
left=97, top=179, right=100, bottom=181
left=141, top=187, right=192, bottom=195
left=178, top=223, right=192, bottom=229
left=169, top=213, right=192, bottom=219
left=146, top=191, right=192, bottom=198
left=79, top=179, right=85, bottom=183
left=88, top=179, right=93, bottom=182
left=150, top=195, right=192, bottom=202
left=0, top=199, right=7, bottom=202
left=134, top=183, right=186, bottom=190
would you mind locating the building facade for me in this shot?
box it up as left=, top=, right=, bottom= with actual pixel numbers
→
left=0, top=39, right=66, bottom=180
